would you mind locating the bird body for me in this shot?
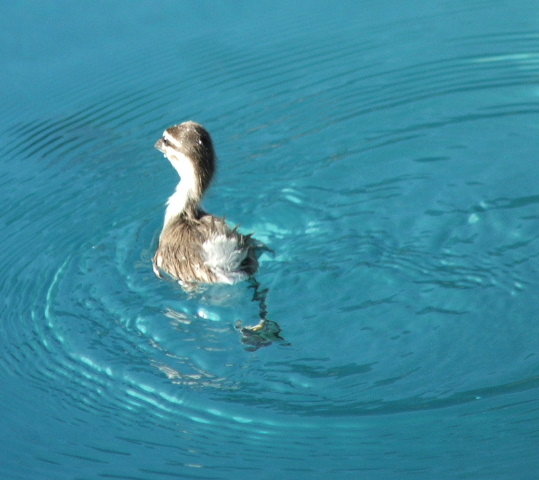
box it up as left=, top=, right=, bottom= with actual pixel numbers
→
left=153, top=121, right=259, bottom=287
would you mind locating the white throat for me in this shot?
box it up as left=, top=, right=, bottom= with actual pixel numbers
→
left=163, top=152, right=200, bottom=226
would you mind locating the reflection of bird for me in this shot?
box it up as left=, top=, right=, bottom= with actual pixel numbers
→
left=236, top=318, right=287, bottom=352
left=152, top=121, right=282, bottom=346
left=152, top=121, right=261, bottom=287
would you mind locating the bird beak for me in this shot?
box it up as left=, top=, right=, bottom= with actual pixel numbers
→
left=155, top=138, right=165, bottom=153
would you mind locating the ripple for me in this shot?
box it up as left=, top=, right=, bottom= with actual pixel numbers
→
left=9, top=209, right=530, bottom=424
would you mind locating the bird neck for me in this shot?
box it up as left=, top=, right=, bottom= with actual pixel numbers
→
left=164, top=165, right=203, bottom=226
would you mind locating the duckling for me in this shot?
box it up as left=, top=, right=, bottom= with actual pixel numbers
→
left=153, top=121, right=260, bottom=287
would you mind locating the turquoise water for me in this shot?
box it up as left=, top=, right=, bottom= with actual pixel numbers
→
left=1, top=1, right=538, bottom=479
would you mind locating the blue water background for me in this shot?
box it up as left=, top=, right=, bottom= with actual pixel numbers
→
left=1, top=1, right=538, bottom=479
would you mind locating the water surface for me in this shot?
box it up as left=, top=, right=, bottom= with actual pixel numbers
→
left=1, top=1, right=538, bottom=479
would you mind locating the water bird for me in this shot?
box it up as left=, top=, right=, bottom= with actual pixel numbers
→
left=152, top=121, right=261, bottom=285
left=152, top=121, right=282, bottom=347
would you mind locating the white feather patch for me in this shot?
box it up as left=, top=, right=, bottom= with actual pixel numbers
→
left=202, top=234, right=249, bottom=284
left=163, top=152, right=198, bottom=227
